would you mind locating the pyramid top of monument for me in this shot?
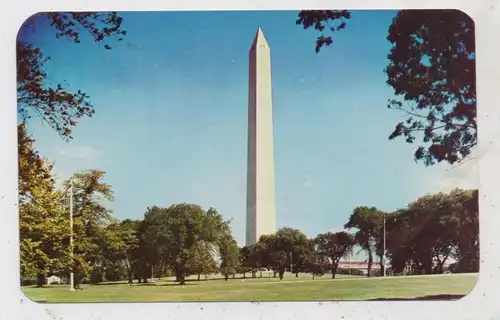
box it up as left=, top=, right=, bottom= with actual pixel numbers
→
left=250, top=26, right=269, bottom=51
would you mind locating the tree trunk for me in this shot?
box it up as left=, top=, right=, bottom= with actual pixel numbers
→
left=197, top=273, right=201, bottom=281
left=127, top=267, right=133, bottom=284
left=259, top=270, right=262, bottom=278
left=224, top=274, right=228, bottom=281
left=251, top=271, right=256, bottom=278
left=36, top=273, right=45, bottom=288
left=367, top=249, right=373, bottom=277
left=379, top=256, right=385, bottom=277
left=331, top=263, right=338, bottom=279
left=273, top=271, right=277, bottom=278
left=278, top=269, right=285, bottom=280
left=74, top=273, right=82, bottom=289
left=295, top=272, right=299, bottom=277
left=232, top=273, right=236, bottom=279
left=423, top=256, right=433, bottom=274
left=126, top=259, right=133, bottom=284
left=175, top=265, right=185, bottom=285
left=243, top=272, right=246, bottom=279
left=312, top=274, right=315, bottom=280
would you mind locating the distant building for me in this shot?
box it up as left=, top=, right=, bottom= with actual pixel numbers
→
left=338, top=261, right=382, bottom=275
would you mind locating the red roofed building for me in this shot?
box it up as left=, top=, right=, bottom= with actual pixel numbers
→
left=337, top=261, right=382, bottom=275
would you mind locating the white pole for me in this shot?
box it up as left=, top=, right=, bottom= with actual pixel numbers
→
left=69, top=179, right=75, bottom=291
left=383, top=214, right=387, bottom=277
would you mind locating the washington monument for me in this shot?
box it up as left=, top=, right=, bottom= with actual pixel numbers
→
left=246, top=27, right=277, bottom=245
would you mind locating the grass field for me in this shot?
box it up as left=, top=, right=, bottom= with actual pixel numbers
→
left=22, top=273, right=478, bottom=303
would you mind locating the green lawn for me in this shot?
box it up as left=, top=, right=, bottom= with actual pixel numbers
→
left=22, top=273, right=478, bottom=303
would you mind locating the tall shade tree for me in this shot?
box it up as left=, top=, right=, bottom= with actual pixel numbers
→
left=452, top=189, right=479, bottom=272
left=18, top=12, right=126, bottom=140
left=257, top=228, right=310, bottom=280
left=140, top=204, right=231, bottom=285
left=291, top=237, right=316, bottom=277
left=62, top=169, right=115, bottom=288
left=386, top=189, right=478, bottom=275
left=239, top=246, right=254, bottom=278
left=246, top=242, right=266, bottom=278
left=260, top=234, right=289, bottom=280
left=219, top=236, right=240, bottom=281
left=296, top=9, right=476, bottom=166
left=386, top=10, right=476, bottom=165
left=102, top=219, right=140, bottom=284
left=344, top=206, right=385, bottom=277
left=19, top=125, right=71, bottom=287
left=314, top=231, right=354, bottom=279
left=187, top=242, right=218, bottom=281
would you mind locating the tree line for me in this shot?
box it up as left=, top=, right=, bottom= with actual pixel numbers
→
left=19, top=123, right=478, bottom=287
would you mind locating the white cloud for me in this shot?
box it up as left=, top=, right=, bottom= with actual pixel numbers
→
left=419, top=141, right=495, bottom=195
left=435, top=157, right=479, bottom=193
left=50, top=145, right=102, bottom=187
left=57, top=145, right=101, bottom=161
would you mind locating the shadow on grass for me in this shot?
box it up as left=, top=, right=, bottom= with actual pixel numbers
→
left=369, top=294, right=464, bottom=301
left=136, top=282, right=196, bottom=287
left=185, top=277, right=241, bottom=283
left=184, top=276, right=276, bottom=283
left=92, top=282, right=130, bottom=286
left=92, top=280, right=185, bottom=287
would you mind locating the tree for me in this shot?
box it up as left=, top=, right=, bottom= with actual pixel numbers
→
left=18, top=124, right=71, bottom=287
left=219, top=236, right=240, bottom=281
left=453, top=189, right=479, bottom=272
left=386, top=10, right=476, bottom=165
left=244, top=243, right=265, bottom=278
left=305, top=244, right=330, bottom=280
left=239, top=246, right=253, bottom=278
left=186, top=242, right=218, bottom=281
left=384, top=189, right=478, bottom=275
left=62, top=169, right=115, bottom=288
left=296, top=10, right=476, bottom=166
left=140, top=204, right=230, bottom=285
left=291, top=238, right=316, bottom=277
left=314, top=231, right=354, bottom=279
left=101, top=219, right=140, bottom=284
left=18, top=12, right=127, bottom=140
left=256, top=228, right=310, bottom=280
left=257, top=235, right=284, bottom=279
left=345, top=206, right=384, bottom=277
left=295, top=10, right=351, bottom=53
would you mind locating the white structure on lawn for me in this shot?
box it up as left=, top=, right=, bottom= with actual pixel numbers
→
left=46, top=275, right=64, bottom=285
left=246, top=27, right=277, bottom=245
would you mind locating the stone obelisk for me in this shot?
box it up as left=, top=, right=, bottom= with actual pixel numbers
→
left=246, top=27, right=277, bottom=245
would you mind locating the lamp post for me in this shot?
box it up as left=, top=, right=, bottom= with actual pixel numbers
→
left=382, top=213, right=387, bottom=277
left=69, top=179, right=75, bottom=291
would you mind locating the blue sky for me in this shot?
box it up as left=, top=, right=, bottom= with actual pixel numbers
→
left=18, top=11, right=477, bottom=253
